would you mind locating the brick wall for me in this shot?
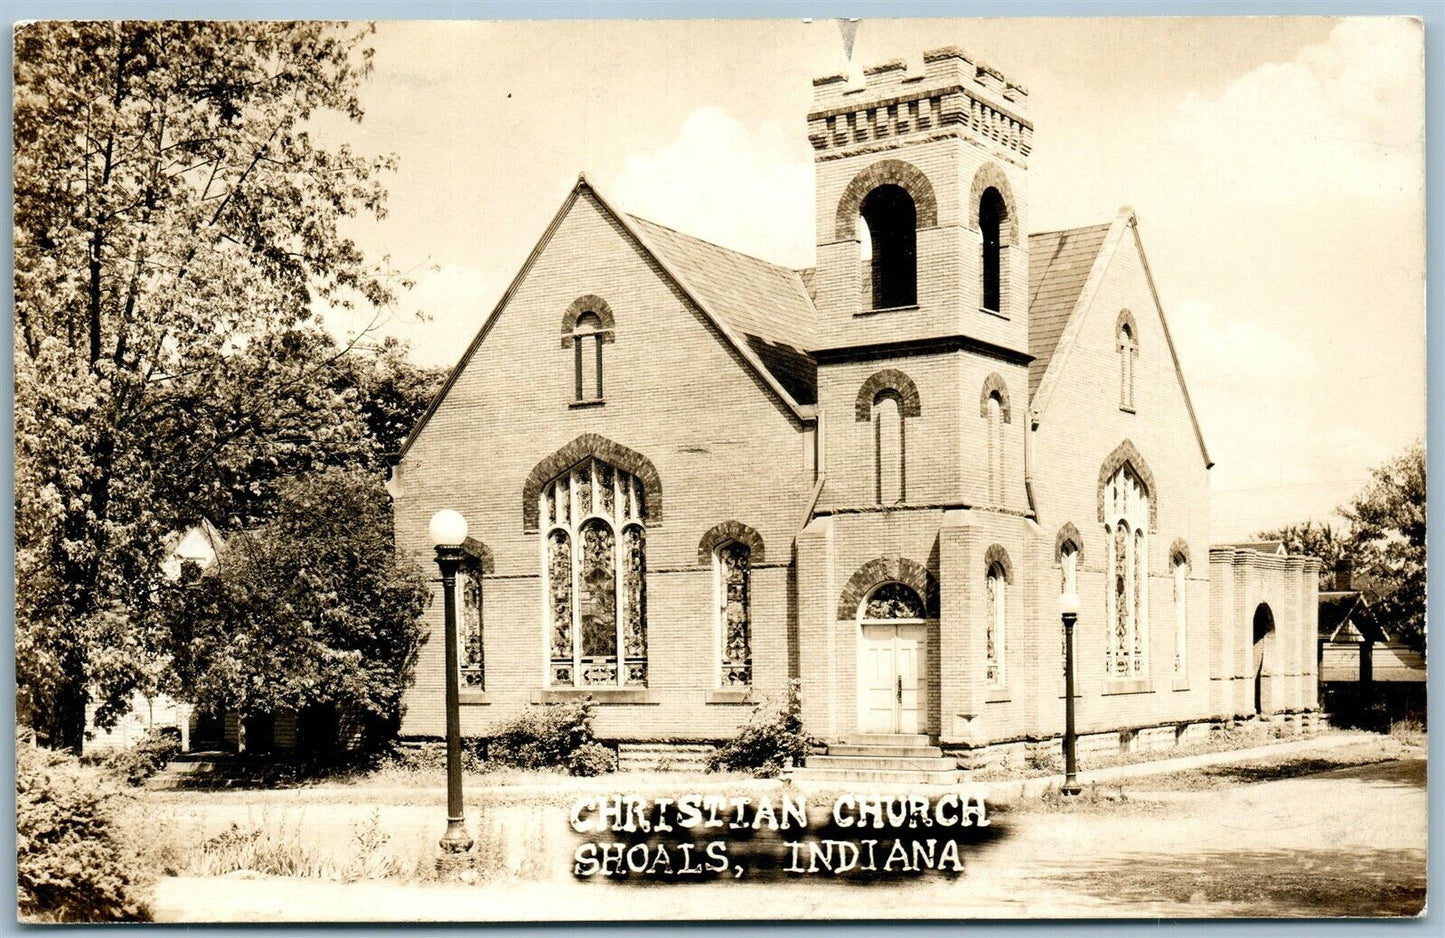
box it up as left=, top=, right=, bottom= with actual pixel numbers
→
left=1028, top=216, right=1217, bottom=737
left=395, top=190, right=814, bottom=740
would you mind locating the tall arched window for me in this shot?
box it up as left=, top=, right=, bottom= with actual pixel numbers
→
left=542, top=457, right=647, bottom=686
left=1118, top=320, right=1137, bottom=411
left=873, top=389, right=905, bottom=504
left=986, top=391, right=1004, bottom=503
left=460, top=567, right=484, bottom=689
left=979, top=187, right=1006, bottom=312
left=859, top=184, right=917, bottom=309
left=986, top=562, right=1006, bottom=685
left=1103, top=464, right=1149, bottom=677
left=573, top=311, right=605, bottom=402
left=716, top=541, right=752, bottom=687
left=1172, top=554, right=1188, bottom=676
left=1059, top=539, right=1079, bottom=680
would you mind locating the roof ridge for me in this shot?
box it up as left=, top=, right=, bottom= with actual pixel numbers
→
left=1028, top=220, right=1113, bottom=238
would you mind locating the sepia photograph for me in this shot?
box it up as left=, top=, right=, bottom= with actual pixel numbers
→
left=11, top=12, right=1429, bottom=923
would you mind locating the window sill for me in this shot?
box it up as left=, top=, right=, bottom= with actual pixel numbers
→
left=978, top=306, right=1010, bottom=320
left=531, top=687, right=660, bottom=705
left=706, top=688, right=757, bottom=705
left=985, top=685, right=1011, bottom=703
left=855, top=304, right=920, bottom=317
left=1172, top=675, right=1190, bottom=692
left=1119, top=405, right=1136, bottom=415
left=569, top=399, right=605, bottom=409
left=458, top=691, right=491, bottom=706
left=1102, top=678, right=1153, bottom=696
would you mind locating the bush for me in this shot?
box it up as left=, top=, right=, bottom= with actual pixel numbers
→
left=379, top=740, right=484, bottom=774
left=487, top=699, right=597, bottom=770
left=16, top=743, right=155, bottom=922
left=100, top=730, right=183, bottom=786
left=706, top=680, right=808, bottom=778
left=567, top=742, right=618, bottom=777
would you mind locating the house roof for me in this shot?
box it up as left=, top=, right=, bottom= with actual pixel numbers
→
left=1028, top=209, right=1212, bottom=470
left=1027, top=223, right=1111, bottom=401
left=397, top=177, right=817, bottom=460
left=1223, top=540, right=1288, bottom=556
left=627, top=215, right=818, bottom=404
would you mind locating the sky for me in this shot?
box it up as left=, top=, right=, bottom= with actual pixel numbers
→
left=317, top=16, right=1426, bottom=541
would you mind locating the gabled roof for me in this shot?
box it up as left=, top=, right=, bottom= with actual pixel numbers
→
left=1027, top=222, right=1111, bottom=401
left=398, top=177, right=817, bottom=460
left=628, top=216, right=818, bottom=404
left=1028, top=207, right=1212, bottom=469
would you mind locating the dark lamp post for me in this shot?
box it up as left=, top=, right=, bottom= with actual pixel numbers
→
left=1059, top=590, right=1082, bottom=796
left=429, top=509, right=474, bottom=859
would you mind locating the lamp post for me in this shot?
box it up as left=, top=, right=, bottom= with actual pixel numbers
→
left=429, top=509, right=474, bottom=864
left=1059, top=590, right=1082, bottom=797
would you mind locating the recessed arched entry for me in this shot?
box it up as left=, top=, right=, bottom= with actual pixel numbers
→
left=1253, top=604, right=1275, bottom=715
left=856, top=582, right=930, bottom=735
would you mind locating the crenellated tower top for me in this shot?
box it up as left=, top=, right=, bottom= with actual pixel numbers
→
left=808, top=47, right=1032, bottom=167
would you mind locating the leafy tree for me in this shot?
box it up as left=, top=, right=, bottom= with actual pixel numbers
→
left=14, top=21, right=407, bottom=750
left=1256, top=520, right=1350, bottom=590
left=161, top=468, right=428, bottom=744
left=1343, top=441, right=1426, bottom=651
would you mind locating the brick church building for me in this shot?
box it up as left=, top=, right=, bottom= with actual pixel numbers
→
left=391, top=47, right=1321, bottom=766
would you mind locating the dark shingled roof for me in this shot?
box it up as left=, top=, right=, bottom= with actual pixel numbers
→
left=629, top=215, right=818, bottom=404
left=1027, top=222, right=1112, bottom=401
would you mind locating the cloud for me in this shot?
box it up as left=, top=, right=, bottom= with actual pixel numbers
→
left=1170, top=18, right=1423, bottom=205
left=321, top=264, right=496, bottom=370
left=600, top=106, right=816, bottom=268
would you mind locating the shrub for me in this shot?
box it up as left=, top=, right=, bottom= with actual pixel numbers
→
left=487, top=699, right=596, bottom=770
left=16, top=743, right=155, bottom=922
left=100, top=730, right=183, bottom=786
left=379, top=740, right=484, bottom=774
left=567, top=742, right=618, bottom=777
left=706, top=680, right=808, bottom=778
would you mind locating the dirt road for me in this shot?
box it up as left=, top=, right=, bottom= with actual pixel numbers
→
left=151, top=754, right=1426, bottom=920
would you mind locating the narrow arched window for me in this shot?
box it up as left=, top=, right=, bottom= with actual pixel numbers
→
left=543, top=458, right=648, bottom=687
left=987, top=391, right=1004, bottom=504
left=986, top=562, right=1006, bottom=685
left=1173, top=555, right=1188, bottom=676
left=1059, top=541, right=1079, bottom=680
left=873, top=389, right=905, bottom=505
left=979, top=187, right=1006, bottom=312
left=573, top=311, right=604, bottom=402
left=1118, top=321, right=1137, bottom=411
left=716, top=541, right=752, bottom=687
left=460, top=568, right=484, bottom=689
left=1103, top=465, right=1149, bottom=677
left=859, top=184, right=917, bottom=309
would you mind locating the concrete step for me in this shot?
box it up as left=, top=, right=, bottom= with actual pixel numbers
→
left=805, top=754, right=957, bottom=771
left=787, top=767, right=962, bottom=785
left=840, top=734, right=932, bottom=747
left=824, top=745, right=943, bottom=758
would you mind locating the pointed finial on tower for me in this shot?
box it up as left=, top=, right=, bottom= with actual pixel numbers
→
left=836, top=18, right=861, bottom=61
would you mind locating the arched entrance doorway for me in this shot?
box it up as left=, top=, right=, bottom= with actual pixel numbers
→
left=1253, top=604, right=1275, bottom=715
left=857, top=582, right=928, bottom=734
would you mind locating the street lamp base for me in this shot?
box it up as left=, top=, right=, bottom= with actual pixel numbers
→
left=435, top=850, right=476, bottom=880
left=440, top=816, right=474, bottom=855
left=1060, top=778, right=1083, bottom=797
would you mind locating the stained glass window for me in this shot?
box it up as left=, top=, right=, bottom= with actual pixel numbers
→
left=863, top=582, right=925, bottom=620
left=541, top=457, right=647, bottom=687
left=460, top=571, right=484, bottom=689
left=718, top=542, right=752, bottom=687
left=986, top=564, right=1004, bottom=684
left=1103, top=465, right=1149, bottom=677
